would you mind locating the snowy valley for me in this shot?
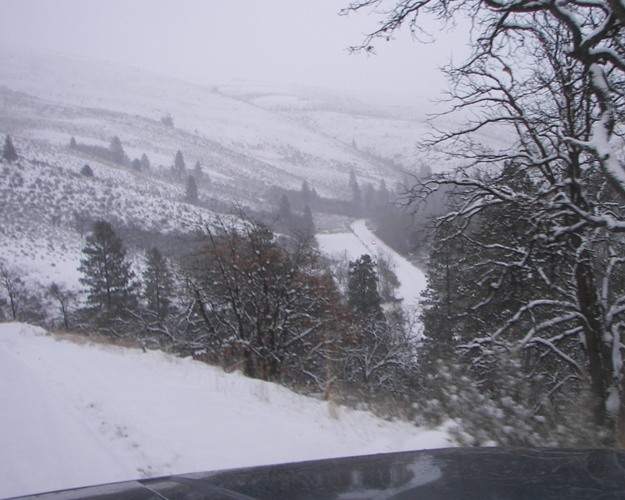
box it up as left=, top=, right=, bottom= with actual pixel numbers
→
left=0, top=46, right=437, bottom=294
left=5, top=0, right=625, bottom=495
left=0, top=46, right=447, bottom=498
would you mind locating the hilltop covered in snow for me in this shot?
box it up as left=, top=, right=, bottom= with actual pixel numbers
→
left=0, top=46, right=421, bottom=199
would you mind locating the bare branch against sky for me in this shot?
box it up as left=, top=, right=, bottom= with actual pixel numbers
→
left=0, top=0, right=469, bottom=101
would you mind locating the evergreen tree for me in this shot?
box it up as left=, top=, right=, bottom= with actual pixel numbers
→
left=2, top=135, right=18, bottom=163
left=377, top=179, right=390, bottom=207
left=185, top=174, right=198, bottom=203
left=174, top=150, right=185, bottom=179
left=79, top=220, right=136, bottom=314
left=376, top=251, right=400, bottom=302
left=109, top=136, right=126, bottom=164
left=302, top=205, right=315, bottom=238
left=301, top=181, right=312, bottom=205
left=131, top=158, right=142, bottom=171
left=349, top=170, right=361, bottom=209
left=347, top=254, right=382, bottom=318
left=363, top=183, right=375, bottom=213
left=143, top=248, right=174, bottom=321
left=161, top=113, right=174, bottom=127
left=278, top=193, right=292, bottom=222
left=69, top=136, right=77, bottom=149
left=418, top=219, right=466, bottom=378
left=193, top=160, right=202, bottom=178
left=140, top=153, right=151, bottom=171
left=80, top=164, right=94, bottom=177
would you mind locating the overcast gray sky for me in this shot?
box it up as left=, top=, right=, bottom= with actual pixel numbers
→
left=0, top=0, right=469, bottom=101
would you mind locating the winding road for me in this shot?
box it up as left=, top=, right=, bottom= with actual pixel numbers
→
left=317, top=219, right=427, bottom=311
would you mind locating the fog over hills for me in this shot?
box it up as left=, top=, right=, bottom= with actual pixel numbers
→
left=0, top=46, right=435, bottom=198
left=0, top=46, right=447, bottom=294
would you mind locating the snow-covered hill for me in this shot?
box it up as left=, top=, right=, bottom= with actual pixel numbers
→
left=0, top=138, right=213, bottom=291
left=0, top=46, right=416, bottom=198
left=0, top=45, right=443, bottom=297
left=0, top=323, right=452, bottom=499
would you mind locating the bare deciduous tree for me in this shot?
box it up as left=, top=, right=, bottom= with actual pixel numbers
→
left=48, top=282, right=76, bottom=330
left=182, top=216, right=341, bottom=388
left=344, top=0, right=625, bottom=444
left=0, top=261, right=23, bottom=320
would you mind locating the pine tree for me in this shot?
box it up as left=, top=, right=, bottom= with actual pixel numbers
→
left=303, top=204, right=315, bottom=238
left=2, top=135, right=18, bottom=163
left=143, top=248, right=174, bottom=321
left=193, top=160, right=202, bottom=178
left=349, top=170, right=361, bottom=209
left=161, top=113, right=174, bottom=127
left=80, top=164, right=94, bottom=177
left=363, top=183, right=375, bottom=213
left=140, top=153, right=151, bottom=171
left=301, top=181, right=312, bottom=205
left=79, top=220, right=136, bottom=314
left=174, top=150, right=185, bottom=179
left=347, top=254, right=382, bottom=318
left=376, top=252, right=400, bottom=302
left=109, top=136, right=126, bottom=164
left=278, top=193, right=292, bottom=222
left=185, top=175, right=198, bottom=203
left=377, top=179, right=390, bottom=207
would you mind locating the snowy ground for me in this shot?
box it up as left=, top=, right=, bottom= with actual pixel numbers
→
left=0, top=221, right=436, bottom=498
left=0, top=323, right=453, bottom=499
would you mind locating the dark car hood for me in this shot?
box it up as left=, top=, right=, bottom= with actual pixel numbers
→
left=10, top=447, right=625, bottom=499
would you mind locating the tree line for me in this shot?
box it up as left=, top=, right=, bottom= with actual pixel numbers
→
left=69, top=136, right=206, bottom=205
left=0, top=216, right=417, bottom=415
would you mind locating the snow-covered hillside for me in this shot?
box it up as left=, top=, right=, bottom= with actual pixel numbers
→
left=0, top=144, right=215, bottom=291
left=0, top=323, right=452, bottom=499
left=0, top=45, right=440, bottom=300
left=0, top=46, right=413, bottom=198
left=218, top=82, right=437, bottom=172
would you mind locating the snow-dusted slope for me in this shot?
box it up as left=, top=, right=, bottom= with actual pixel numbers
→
left=0, top=45, right=440, bottom=314
left=218, top=82, right=435, bottom=172
left=0, top=323, right=452, bottom=499
left=0, top=46, right=407, bottom=198
left=0, top=142, right=215, bottom=291
left=220, top=82, right=514, bottom=175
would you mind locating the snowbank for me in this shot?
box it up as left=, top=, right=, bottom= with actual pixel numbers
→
left=0, top=323, right=452, bottom=498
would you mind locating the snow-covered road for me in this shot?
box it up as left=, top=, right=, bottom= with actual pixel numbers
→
left=317, top=220, right=428, bottom=310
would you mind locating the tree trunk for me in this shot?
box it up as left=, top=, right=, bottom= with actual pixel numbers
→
left=618, top=397, right=625, bottom=449
left=576, top=250, right=614, bottom=444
